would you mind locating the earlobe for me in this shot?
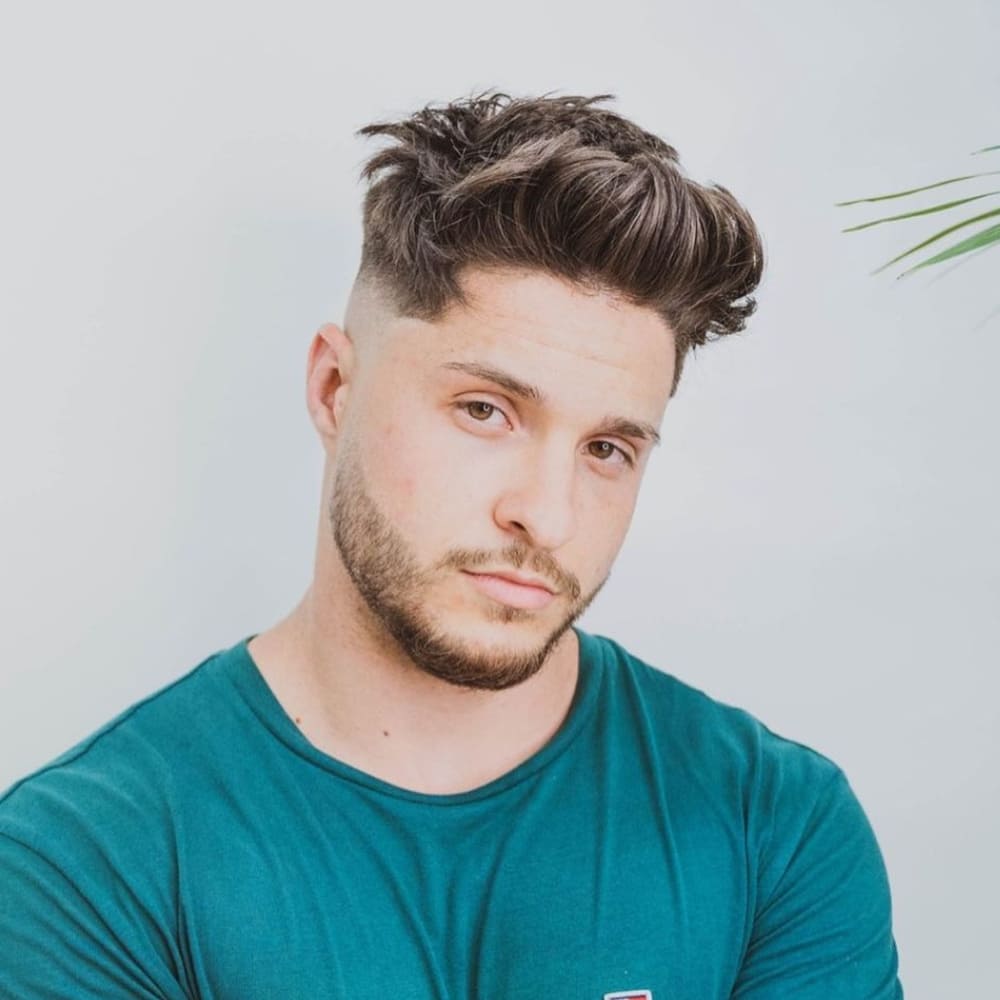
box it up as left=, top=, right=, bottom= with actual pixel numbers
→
left=306, top=323, right=354, bottom=440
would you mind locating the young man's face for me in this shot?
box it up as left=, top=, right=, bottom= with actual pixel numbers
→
left=319, top=266, right=675, bottom=690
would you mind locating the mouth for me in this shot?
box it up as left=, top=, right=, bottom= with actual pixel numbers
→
left=461, top=571, right=557, bottom=611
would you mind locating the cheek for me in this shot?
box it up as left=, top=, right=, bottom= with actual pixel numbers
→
left=582, top=489, right=636, bottom=557
left=367, top=413, right=463, bottom=516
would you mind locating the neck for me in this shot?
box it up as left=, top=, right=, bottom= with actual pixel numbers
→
left=246, top=586, right=580, bottom=796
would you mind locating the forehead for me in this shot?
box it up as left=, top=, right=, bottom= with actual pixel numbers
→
left=385, top=267, right=676, bottom=403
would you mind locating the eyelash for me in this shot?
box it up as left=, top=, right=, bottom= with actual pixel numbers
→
left=455, top=399, right=635, bottom=468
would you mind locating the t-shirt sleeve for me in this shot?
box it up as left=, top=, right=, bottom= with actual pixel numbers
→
left=731, top=764, right=904, bottom=999
left=0, top=830, right=190, bottom=999
left=0, top=758, right=193, bottom=1000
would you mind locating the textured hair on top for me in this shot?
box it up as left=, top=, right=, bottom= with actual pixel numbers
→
left=355, top=89, right=765, bottom=396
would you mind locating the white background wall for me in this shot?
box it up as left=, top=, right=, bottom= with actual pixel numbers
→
left=1, top=1, right=997, bottom=995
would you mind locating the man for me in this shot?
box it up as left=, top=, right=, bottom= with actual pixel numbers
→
left=0, top=91, right=903, bottom=998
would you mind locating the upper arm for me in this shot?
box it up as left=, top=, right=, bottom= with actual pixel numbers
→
left=0, top=830, right=192, bottom=1000
left=731, top=768, right=904, bottom=999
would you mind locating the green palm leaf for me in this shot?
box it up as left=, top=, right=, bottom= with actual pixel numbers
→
left=899, top=222, right=1000, bottom=277
left=840, top=141, right=1000, bottom=286
left=871, top=205, right=1000, bottom=275
left=835, top=170, right=1000, bottom=206
left=842, top=190, right=1000, bottom=232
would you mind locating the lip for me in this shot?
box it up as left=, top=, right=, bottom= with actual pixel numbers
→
left=467, top=569, right=556, bottom=593
left=462, top=571, right=557, bottom=610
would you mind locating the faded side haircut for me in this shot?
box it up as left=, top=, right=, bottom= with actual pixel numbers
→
left=354, top=90, right=765, bottom=396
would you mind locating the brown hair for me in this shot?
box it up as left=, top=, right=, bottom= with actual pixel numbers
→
left=354, top=90, right=764, bottom=396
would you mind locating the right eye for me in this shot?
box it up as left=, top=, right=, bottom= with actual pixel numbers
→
left=455, top=400, right=511, bottom=428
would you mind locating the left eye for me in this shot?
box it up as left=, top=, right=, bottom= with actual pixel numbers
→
left=587, top=441, right=633, bottom=467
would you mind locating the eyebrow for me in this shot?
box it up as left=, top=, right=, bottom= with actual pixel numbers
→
left=439, top=360, right=662, bottom=447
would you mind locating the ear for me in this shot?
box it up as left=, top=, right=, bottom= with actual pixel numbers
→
left=306, top=322, right=355, bottom=442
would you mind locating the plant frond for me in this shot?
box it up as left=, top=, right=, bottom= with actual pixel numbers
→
left=842, top=190, right=1000, bottom=232
left=835, top=170, right=1000, bottom=206
left=897, top=222, right=1000, bottom=277
left=871, top=206, right=1000, bottom=274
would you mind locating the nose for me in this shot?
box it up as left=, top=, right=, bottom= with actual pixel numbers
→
left=492, top=446, right=578, bottom=552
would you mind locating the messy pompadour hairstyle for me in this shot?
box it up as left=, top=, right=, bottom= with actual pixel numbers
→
left=354, top=90, right=765, bottom=396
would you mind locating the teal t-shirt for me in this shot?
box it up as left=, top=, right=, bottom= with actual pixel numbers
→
left=0, top=627, right=903, bottom=998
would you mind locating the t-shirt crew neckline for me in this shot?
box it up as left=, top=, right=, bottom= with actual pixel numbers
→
left=221, top=624, right=606, bottom=806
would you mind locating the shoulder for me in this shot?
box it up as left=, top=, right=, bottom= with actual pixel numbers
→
left=585, top=631, right=902, bottom=995
left=0, top=641, right=236, bottom=853
left=586, top=629, right=844, bottom=799
left=0, top=643, right=237, bottom=1000
left=584, top=629, right=881, bottom=895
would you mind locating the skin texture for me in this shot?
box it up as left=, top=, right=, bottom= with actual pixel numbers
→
left=248, top=265, right=676, bottom=793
